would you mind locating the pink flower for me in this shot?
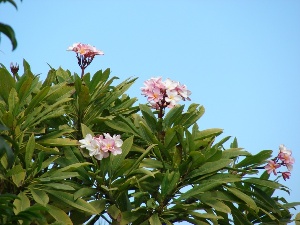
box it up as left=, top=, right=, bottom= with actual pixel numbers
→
left=79, top=134, right=93, bottom=149
left=265, top=160, right=281, bottom=175
left=164, top=78, right=178, bottom=90
left=147, top=88, right=164, bottom=102
left=278, top=144, right=295, bottom=170
left=102, top=133, right=123, bottom=156
left=141, top=77, right=191, bottom=110
left=278, top=152, right=295, bottom=165
left=282, top=171, right=291, bottom=181
left=165, top=89, right=181, bottom=107
left=176, top=84, right=192, bottom=100
left=79, top=133, right=123, bottom=160
left=67, top=43, right=104, bottom=57
left=94, top=150, right=110, bottom=160
left=68, top=43, right=104, bottom=78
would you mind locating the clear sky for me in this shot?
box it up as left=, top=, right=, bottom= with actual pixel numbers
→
left=1, top=0, right=300, bottom=223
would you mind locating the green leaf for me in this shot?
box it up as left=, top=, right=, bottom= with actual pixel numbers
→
left=47, top=204, right=73, bottom=225
left=164, top=127, right=178, bottom=149
left=55, top=162, right=92, bottom=172
left=13, top=191, right=30, bottom=214
left=126, top=144, right=156, bottom=175
left=139, top=104, right=157, bottom=132
left=89, top=199, right=106, bottom=214
left=236, top=150, right=272, bottom=168
left=78, top=84, right=90, bottom=113
left=24, top=86, right=50, bottom=116
left=111, top=136, right=133, bottom=173
left=30, top=189, right=49, bottom=206
left=140, top=158, right=163, bottom=169
left=177, top=185, right=204, bottom=201
left=189, top=211, right=223, bottom=220
left=189, top=151, right=205, bottom=169
left=1, top=0, right=18, bottom=9
left=194, top=128, right=223, bottom=141
left=73, top=188, right=97, bottom=200
left=226, top=186, right=258, bottom=212
left=0, top=22, right=17, bottom=50
left=10, top=165, right=26, bottom=187
left=89, top=69, right=110, bottom=92
left=37, top=138, right=78, bottom=146
left=164, top=105, right=184, bottom=128
left=81, top=123, right=94, bottom=137
left=128, top=168, right=155, bottom=177
left=250, top=185, right=282, bottom=215
left=42, top=68, right=56, bottom=88
left=222, top=148, right=251, bottom=159
left=149, top=213, right=162, bottom=225
left=0, top=136, right=14, bottom=168
left=230, top=137, right=238, bottom=148
left=43, top=183, right=75, bottom=191
left=161, top=170, right=180, bottom=197
left=295, top=212, right=300, bottom=225
left=204, top=199, right=231, bottom=214
left=107, top=204, right=122, bottom=220
left=0, top=67, right=15, bottom=103
left=46, top=190, right=98, bottom=215
left=187, top=159, right=232, bottom=179
left=243, top=178, right=281, bottom=189
left=174, top=104, right=205, bottom=128
left=8, top=88, right=19, bottom=116
left=40, top=171, right=79, bottom=181
left=25, top=134, right=35, bottom=169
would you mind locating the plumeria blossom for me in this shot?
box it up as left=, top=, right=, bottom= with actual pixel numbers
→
left=68, top=43, right=104, bottom=78
left=282, top=171, right=291, bottom=181
left=265, top=160, right=280, bottom=175
left=141, top=77, right=191, bottom=116
left=79, top=133, right=123, bottom=160
left=264, top=144, right=295, bottom=180
left=278, top=144, right=295, bottom=165
left=67, top=43, right=104, bottom=57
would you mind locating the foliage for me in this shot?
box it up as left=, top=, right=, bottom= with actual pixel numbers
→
left=0, top=59, right=299, bottom=225
left=0, top=0, right=21, bottom=50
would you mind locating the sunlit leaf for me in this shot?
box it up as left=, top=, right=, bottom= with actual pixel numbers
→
left=46, top=190, right=98, bottom=215
left=13, top=192, right=30, bottom=214
left=0, top=22, right=17, bottom=50
left=149, top=213, right=162, bottom=225
left=25, top=134, right=35, bottom=169
left=30, top=189, right=49, bottom=206
left=47, top=204, right=73, bottom=225
left=226, top=186, right=258, bottom=212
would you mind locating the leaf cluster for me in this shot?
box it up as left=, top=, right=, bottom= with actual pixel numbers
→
left=0, top=61, right=299, bottom=225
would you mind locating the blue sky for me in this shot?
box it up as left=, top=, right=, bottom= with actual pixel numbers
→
left=1, top=0, right=300, bottom=222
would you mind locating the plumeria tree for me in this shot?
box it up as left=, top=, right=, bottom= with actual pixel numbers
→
left=0, top=43, right=299, bottom=225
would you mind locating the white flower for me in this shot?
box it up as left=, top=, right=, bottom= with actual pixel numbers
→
left=79, top=134, right=93, bottom=148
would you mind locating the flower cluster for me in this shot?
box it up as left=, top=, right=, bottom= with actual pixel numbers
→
left=141, top=77, right=191, bottom=110
left=79, top=133, right=123, bottom=160
left=67, top=43, right=104, bottom=78
left=68, top=43, right=104, bottom=57
left=265, top=144, right=295, bottom=180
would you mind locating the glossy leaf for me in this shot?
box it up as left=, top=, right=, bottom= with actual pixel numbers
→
left=30, top=189, right=49, bottom=206
left=46, top=190, right=98, bottom=215
left=47, top=204, right=73, bottom=225
left=226, top=186, right=258, bottom=212
left=187, top=159, right=232, bottom=179
left=13, top=192, right=30, bottom=215
left=25, top=134, right=35, bottom=169
left=149, top=213, right=162, bottom=225
left=0, top=22, right=17, bottom=50
left=236, top=150, right=272, bottom=168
